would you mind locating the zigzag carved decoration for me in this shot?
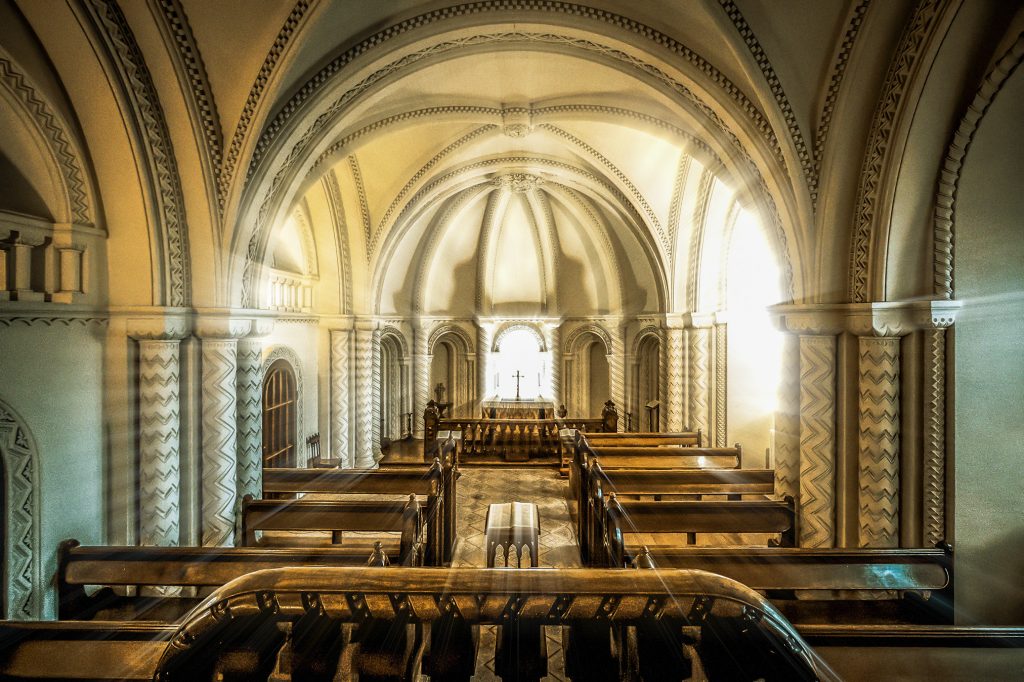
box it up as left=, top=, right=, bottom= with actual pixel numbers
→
left=798, top=335, right=836, bottom=548
left=858, top=337, right=900, bottom=548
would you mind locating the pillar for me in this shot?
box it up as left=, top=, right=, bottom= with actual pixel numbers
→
left=136, top=338, right=183, bottom=546
left=371, top=329, right=382, bottom=462
left=413, top=324, right=431, bottom=438
left=686, top=321, right=712, bottom=436
left=608, top=326, right=626, bottom=431
left=857, top=336, right=901, bottom=548
left=354, top=321, right=375, bottom=468
left=235, top=336, right=263, bottom=502
left=477, top=322, right=493, bottom=408
left=774, top=332, right=800, bottom=501
left=548, top=323, right=561, bottom=406
left=922, top=326, right=947, bottom=546
left=798, top=334, right=838, bottom=548
left=664, top=324, right=685, bottom=432
left=330, top=327, right=352, bottom=467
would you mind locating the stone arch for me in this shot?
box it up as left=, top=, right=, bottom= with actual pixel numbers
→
left=492, top=322, right=546, bottom=353
left=378, top=325, right=409, bottom=357
left=0, top=396, right=41, bottom=619
left=563, top=323, right=612, bottom=356
left=263, top=345, right=304, bottom=447
left=427, top=324, right=474, bottom=356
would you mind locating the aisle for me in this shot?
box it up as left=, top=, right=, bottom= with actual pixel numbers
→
left=450, top=467, right=580, bottom=681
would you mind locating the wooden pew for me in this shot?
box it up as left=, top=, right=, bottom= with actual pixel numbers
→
left=240, top=495, right=428, bottom=564
left=261, top=454, right=456, bottom=565
left=579, top=462, right=773, bottom=563
left=634, top=545, right=953, bottom=624
left=600, top=493, right=796, bottom=566
left=582, top=429, right=702, bottom=447
left=56, top=540, right=398, bottom=621
left=571, top=436, right=742, bottom=506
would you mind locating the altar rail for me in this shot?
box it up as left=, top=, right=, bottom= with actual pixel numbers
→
left=423, top=410, right=616, bottom=463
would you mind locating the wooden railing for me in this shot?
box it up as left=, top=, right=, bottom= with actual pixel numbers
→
left=423, top=407, right=617, bottom=465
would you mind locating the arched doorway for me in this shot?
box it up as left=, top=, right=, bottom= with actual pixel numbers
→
left=634, top=333, right=661, bottom=431
left=378, top=332, right=407, bottom=444
left=564, top=329, right=611, bottom=419
left=262, top=359, right=298, bottom=469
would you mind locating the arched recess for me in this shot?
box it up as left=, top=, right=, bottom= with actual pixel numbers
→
left=950, top=44, right=1024, bottom=625
left=262, top=351, right=302, bottom=468
left=632, top=328, right=662, bottom=432
left=428, top=325, right=474, bottom=417
left=0, top=397, right=41, bottom=620
left=563, top=325, right=612, bottom=419
left=378, top=327, right=408, bottom=443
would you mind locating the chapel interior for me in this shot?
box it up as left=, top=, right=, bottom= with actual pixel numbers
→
left=0, top=0, right=1022, bottom=679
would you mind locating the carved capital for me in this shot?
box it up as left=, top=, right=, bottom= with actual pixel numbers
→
left=683, top=311, right=716, bottom=329
left=772, top=301, right=961, bottom=337
left=194, top=316, right=253, bottom=339
left=127, top=314, right=190, bottom=340
left=322, top=314, right=354, bottom=331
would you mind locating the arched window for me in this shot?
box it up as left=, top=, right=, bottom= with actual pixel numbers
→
left=262, top=359, right=297, bottom=469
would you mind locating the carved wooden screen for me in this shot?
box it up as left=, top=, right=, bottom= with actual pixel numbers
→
left=262, top=359, right=297, bottom=469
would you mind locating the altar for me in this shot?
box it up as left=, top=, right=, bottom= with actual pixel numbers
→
left=481, top=397, right=555, bottom=420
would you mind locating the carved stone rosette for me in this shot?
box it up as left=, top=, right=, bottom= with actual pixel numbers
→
left=235, top=339, right=262, bottom=502
left=665, top=328, right=685, bottom=432
left=353, top=325, right=375, bottom=468
left=201, top=339, right=239, bottom=546
left=798, top=335, right=836, bottom=548
left=774, top=333, right=800, bottom=502
left=330, top=329, right=351, bottom=467
left=858, top=336, right=901, bottom=548
left=687, top=327, right=711, bottom=436
left=137, top=339, right=182, bottom=547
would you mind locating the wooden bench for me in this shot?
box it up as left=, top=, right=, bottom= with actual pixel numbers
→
left=579, top=463, right=773, bottom=563
left=581, top=430, right=703, bottom=447
left=261, top=454, right=456, bottom=565
left=56, top=539, right=399, bottom=621
left=599, top=493, right=796, bottom=566
left=240, top=495, right=428, bottom=564
left=633, top=545, right=953, bottom=624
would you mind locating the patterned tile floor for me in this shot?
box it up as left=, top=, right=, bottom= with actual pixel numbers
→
left=451, top=466, right=580, bottom=681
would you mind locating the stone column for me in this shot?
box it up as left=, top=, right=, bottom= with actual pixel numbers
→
left=686, top=315, right=714, bottom=436
left=330, top=326, right=352, bottom=467
left=712, top=319, right=728, bottom=447
left=857, top=335, right=901, bottom=548
left=773, top=332, right=800, bottom=501
left=798, top=334, right=838, bottom=548
left=196, top=318, right=250, bottom=547
left=608, top=325, right=626, bottom=431
left=413, top=323, right=431, bottom=438
left=664, top=321, right=685, bottom=433
left=477, top=321, right=494, bottom=408
left=371, top=329, right=383, bottom=462
left=235, top=334, right=265, bottom=503
left=353, top=321, right=376, bottom=468
left=923, top=323, right=950, bottom=546
left=134, top=330, right=185, bottom=547
left=548, top=323, right=561, bottom=406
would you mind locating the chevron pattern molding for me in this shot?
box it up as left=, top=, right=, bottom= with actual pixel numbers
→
left=666, top=328, right=685, bottom=432
left=0, top=400, right=41, bottom=618
left=923, top=328, right=946, bottom=546
left=235, top=339, right=262, bottom=502
left=371, top=330, right=382, bottom=460
left=798, top=335, right=836, bottom=548
left=713, top=323, right=727, bottom=447
left=687, top=327, right=711, bottom=436
left=354, top=327, right=375, bottom=467
left=330, top=329, right=352, bottom=467
left=414, top=326, right=432, bottom=439
left=138, top=339, right=181, bottom=547
left=774, top=333, right=800, bottom=501
left=201, top=339, right=238, bottom=546
left=858, top=336, right=901, bottom=548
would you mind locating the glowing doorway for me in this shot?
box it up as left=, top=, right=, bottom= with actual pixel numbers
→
left=493, top=327, right=549, bottom=399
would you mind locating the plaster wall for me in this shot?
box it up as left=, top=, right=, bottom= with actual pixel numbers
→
left=0, top=323, right=104, bottom=618
left=952, top=66, right=1024, bottom=625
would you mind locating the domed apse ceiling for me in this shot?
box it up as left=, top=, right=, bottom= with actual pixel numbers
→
left=265, top=44, right=777, bottom=317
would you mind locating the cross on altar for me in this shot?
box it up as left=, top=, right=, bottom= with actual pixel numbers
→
left=512, top=370, right=524, bottom=400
